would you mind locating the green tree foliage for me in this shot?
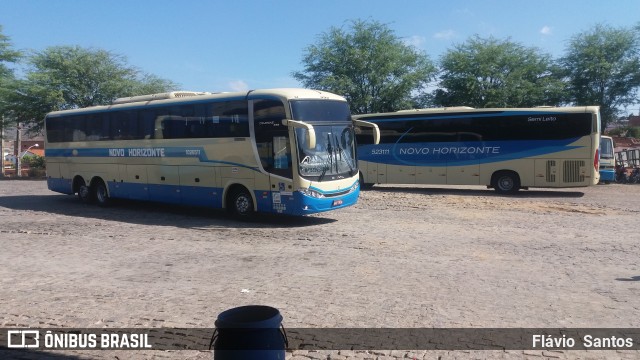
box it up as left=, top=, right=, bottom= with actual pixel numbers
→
left=434, top=36, right=565, bottom=108
left=293, top=19, right=436, bottom=114
left=629, top=127, right=640, bottom=138
left=0, top=25, right=22, bottom=139
left=0, top=25, right=21, bottom=79
left=4, top=45, right=178, bottom=132
left=607, top=126, right=640, bottom=138
left=560, top=24, right=640, bottom=129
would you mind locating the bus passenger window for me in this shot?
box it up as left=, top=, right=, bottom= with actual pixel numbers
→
left=70, top=115, right=87, bottom=141
left=273, top=136, right=290, bottom=169
left=139, top=109, right=156, bottom=139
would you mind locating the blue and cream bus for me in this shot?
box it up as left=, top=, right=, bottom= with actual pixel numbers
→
left=598, top=135, right=615, bottom=183
left=354, top=106, right=601, bottom=193
left=45, top=88, right=378, bottom=216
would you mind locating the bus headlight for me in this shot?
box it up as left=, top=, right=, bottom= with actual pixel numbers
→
left=349, top=182, right=359, bottom=193
left=300, top=188, right=325, bottom=198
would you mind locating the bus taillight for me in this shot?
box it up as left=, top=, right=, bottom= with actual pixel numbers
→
left=594, top=149, right=599, bottom=170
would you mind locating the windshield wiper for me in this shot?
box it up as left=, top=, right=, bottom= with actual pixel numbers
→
left=318, top=161, right=330, bottom=182
left=334, top=133, right=355, bottom=175
left=326, top=134, right=335, bottom=172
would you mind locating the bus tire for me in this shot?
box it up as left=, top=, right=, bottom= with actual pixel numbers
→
left=93, top=179, right=111, bottom=207
left=78, top=184, right=94, bottom=203
left=229, top=187, right=254, bottom=217
left=74, top=177, right=94, bottom=203
left=492, top=171, right=520, bottom=194
left=359, top=172, right=373, bottom=190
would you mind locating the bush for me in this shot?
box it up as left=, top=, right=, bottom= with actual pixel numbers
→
left=22, top=155, right=46, bottom=169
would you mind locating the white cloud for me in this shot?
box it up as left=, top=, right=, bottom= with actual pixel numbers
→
left=228, top=80, right=249, bottom=92
left=540, top=26, right=553, bottom=36
left=403, top=35, right=426, bottom=48
left=454, top=8, right=474, bottom=17
left=433, top=30, right=456, bottom=40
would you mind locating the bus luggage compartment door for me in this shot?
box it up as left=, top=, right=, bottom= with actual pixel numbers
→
left=373, top=163, right=387, bottom=184
left=386, top=164, right=415, bottom=184
left=445, top=163, right=480, bottom=185
left=415, top=166, right=447, bottom=185
left=148, top=165, right=181, bottom=204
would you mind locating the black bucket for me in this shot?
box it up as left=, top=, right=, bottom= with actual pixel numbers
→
left=211, top=305, right=287, bottom=360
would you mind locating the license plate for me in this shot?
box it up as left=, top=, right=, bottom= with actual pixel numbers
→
left=332, top=200, right=343, bottom=207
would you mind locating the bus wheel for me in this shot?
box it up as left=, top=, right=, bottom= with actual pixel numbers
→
left=93, top=180, right=111, bottom=207
left=78, top=184, right=94, bottom=203
left=75, top=177, right=94, bottom=203
left=359, top=172, right=373, bottom=190
left=230, top=188, right=254, bottom=217
left=492, top=171, right=520, bottom=194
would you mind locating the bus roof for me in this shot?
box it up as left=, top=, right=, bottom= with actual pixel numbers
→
left=353, top=106, right=601, bottom=119
left=46, top=88, right=346, bottom=117
left=112, top=91, right=214, bottom=104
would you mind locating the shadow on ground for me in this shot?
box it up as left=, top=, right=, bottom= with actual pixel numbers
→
left=0, top=194, right=336, bottom=229
left=365, top=186, right=585, bottom=198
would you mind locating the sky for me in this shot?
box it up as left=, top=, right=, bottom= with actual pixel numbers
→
left=1, top=0, right=639, bottom=94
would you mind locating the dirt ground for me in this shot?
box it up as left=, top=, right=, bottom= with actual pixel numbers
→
left=1, top=179, right=639, bottom=359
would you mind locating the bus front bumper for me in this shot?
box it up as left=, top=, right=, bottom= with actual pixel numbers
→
left=599, top=169, right=615, bottom=182
left=295, top=187, right=360, bottom=215
left=254, top=182, right=360, bottom=216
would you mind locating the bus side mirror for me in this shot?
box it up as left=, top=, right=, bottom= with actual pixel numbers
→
left=353, top=120, right=380, bottom=145
left=282, top=119, right=316, bottom=149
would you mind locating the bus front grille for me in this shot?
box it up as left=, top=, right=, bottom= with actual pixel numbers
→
left=563, top=160, right=585, bottom=183
left=324, top=188, right=353, bottom=197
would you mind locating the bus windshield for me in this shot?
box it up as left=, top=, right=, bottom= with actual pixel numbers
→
left=600, top=136, right=614, bottom=159
left=290, top=100, right=357, bottom=181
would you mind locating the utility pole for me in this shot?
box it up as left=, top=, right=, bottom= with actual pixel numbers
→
left=15, top=122, right=21, bottom=177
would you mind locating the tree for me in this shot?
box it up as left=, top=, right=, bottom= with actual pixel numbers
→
left=434, top=36, right=565, bottom=108
left=0, top=25, right=22, bottom=167
left=4, top=45, right=178, bottom=132
left=0, top=25, right=21, bottom=79
left=293, top=19, right=436, bottom=114
left=559, top=24, right=640, bottom=129
left=629, top=127, right=640, bottom=138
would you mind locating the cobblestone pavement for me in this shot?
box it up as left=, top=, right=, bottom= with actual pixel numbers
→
left=1, top=180, right=639, bottom=359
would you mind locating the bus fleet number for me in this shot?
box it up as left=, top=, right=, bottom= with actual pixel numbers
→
left=371, top=148, right=390, bottom=155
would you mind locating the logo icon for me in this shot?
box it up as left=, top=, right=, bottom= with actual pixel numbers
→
left=7, top=330, right=40, bottom=348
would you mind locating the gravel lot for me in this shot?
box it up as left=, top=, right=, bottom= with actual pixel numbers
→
left=1, top=179, right=639, bottom=359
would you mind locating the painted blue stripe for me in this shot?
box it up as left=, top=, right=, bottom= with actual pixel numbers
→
left=45, top=146, right=260, bottom=172
left=254, top=187, right=359, bottom=215
left=107, top=181, right=223, bottom=207
left=295, top=188, right=359, bottom=215
left=47, top=177, right=358, bottom=216
left=359, top=138, right=584, bottom=167
left=47, top=178, right=73, bottom=194
left=599, top=170, right=615, bottom=181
